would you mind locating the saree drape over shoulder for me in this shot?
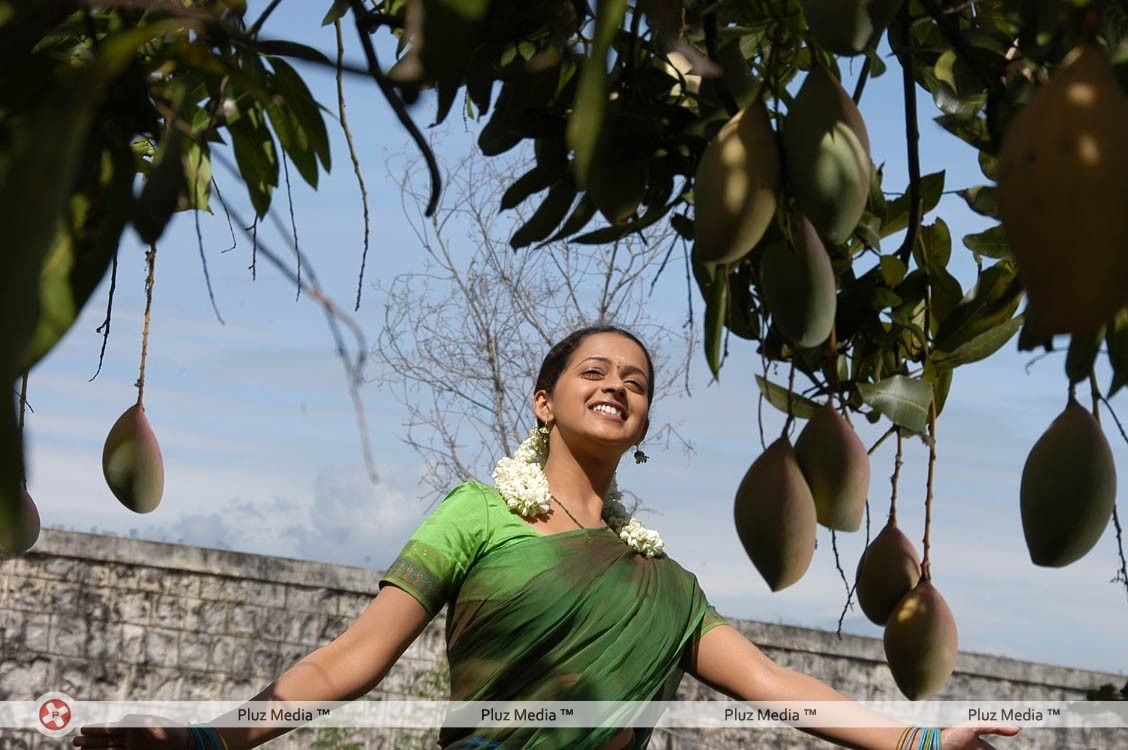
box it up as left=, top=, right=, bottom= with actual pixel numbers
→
left=381, top=482, right=726, bottom=749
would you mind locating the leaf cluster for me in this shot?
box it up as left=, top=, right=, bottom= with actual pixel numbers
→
left=0, top=0, right=336, bottom=523
left=357, top=0, right=1128, bottom=431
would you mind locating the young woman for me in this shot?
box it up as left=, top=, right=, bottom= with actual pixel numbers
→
left=75, top=326, right=1019, bottom=749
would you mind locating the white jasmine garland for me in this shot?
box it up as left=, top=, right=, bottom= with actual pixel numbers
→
left=492, top=427, right=666, bottom=558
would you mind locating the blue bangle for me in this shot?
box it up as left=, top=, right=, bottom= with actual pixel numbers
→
left=190, top=725, right=221, bottom=750
left=917, top=727, right=941, bottom=750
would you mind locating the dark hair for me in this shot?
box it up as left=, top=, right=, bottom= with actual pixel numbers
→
left=534, top=326, right=656, bottom=408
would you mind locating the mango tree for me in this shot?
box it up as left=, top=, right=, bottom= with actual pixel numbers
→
left=3, top=0, right=1128, bottom=698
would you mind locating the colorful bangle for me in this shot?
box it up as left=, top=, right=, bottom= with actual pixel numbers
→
left=899, top=726, right=941, bottom=750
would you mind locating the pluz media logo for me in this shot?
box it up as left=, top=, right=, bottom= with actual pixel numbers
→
left=35, top=691, right=76, bottom=738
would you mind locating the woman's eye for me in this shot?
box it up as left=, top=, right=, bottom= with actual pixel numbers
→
left=583, top=369, right=603, bottom=377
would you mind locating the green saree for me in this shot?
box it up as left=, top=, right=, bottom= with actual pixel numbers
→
left=381, top=482, right=726, bottom=749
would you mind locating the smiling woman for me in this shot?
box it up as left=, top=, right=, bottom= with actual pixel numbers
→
left=74, top=327, right=1019, bottom=750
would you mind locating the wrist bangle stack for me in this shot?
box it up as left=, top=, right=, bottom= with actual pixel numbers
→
left=897, top=726, right=941, bottom=750
left=189, top=725, right=229, bottom=750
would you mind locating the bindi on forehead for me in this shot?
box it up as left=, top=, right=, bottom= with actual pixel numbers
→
left=576, top=355, right=649, bottom=379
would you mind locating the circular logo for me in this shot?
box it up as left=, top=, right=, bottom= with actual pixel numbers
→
left=35, top=692, right=76, bottom=737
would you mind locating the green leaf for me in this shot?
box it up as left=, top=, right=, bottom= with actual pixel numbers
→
left=857, top=375, right=933, bottom=433
left=962, top=225, right=1012, bottom=260
left=500, top=163, right=561, bottom=211
left=258, top=40, right=332, bottom=66
left=922, top=359, right=954, bottom=417
left=726, top=265, right=760, bottom=341
left=957, top=185, right=998, bottom=218
left=879, top=255, right=907, bottom=286
left=478, top=80, right=526, bottom=157
left=543, top=195, right=597, bottom=244
left=1106, top=309, right=1128, bottom=396
left=914, top=218, right=951, bottom=271
left=22, top=143, right=132, bottom=371
left=566, top=0, right=628, bottom=187
left=882, top=171, right=945, bottom=239
left=510, top=179, right=575, bottom=249
left=754, top=375, right=821, bottom=420
left=929, top=266, right=964, bottom=333
left=932, top=315, right=1022, bottom=371
left=704, top=271, right=728, bottom=378
left=465, top=46, right=496, bottom=115
left=228, top=105, right=279, bottom=217
left=571, top=197, right=667, bottom=244
left=933, top=261, right=1023, bottom=353
left=671, top=213, right=694, bottom=241
left=978, top=151, right=998, bottom=180
left=179, top=140, right=211, bottom=212
left=322, top=0, right=351, bottom=25
left=269, top=58, right=331, bottom=174
left=867, top=164, right=887, bottom=217
left=934, top=50, right=958, bottom=89
left=421, top=0, right=491, bottom=123
left=1065, top=327, right=1105, bottom=384
left=863, top=45, right=887, bottom=78
left=133, top=130, right=185, bottom=244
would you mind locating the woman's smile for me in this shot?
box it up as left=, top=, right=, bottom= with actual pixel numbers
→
left=591, top=401, right=627, bottom=421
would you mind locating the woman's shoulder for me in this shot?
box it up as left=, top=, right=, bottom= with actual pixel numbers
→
left=441, top=481, right=528, bottom=527
left=442, top=480, right=506, bottom=508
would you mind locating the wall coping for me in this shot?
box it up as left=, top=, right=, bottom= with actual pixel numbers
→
left=19, top=528, right=384, bottom=593
left=8, top=528, right=1124, bottom=690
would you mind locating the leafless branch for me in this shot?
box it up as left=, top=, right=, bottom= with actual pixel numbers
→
left=372, top=151, right=691, bottom=498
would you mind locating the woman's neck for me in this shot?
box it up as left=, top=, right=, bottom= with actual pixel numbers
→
left=542, top=438, right=618, bottom=519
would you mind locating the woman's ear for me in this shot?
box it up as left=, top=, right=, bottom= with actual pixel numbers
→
left=533, top=390, right=553, bottom=426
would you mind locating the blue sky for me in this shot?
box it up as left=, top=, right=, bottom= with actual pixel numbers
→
left=22, top=3, right=1128, bottom=678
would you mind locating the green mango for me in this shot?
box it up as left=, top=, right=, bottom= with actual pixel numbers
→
left=1020, top=399, right=1116, bottom=567
left=883, top=579, right=958, bottom=699
left=733, top=437, right=817, bottom=591
left=855, top=520, right=921, bottom=625
left=102, top=403, right=164, bottom=513
left=760, top=214, right=837, bottom=349
left=693, top=101, right=781, bottom=266
left=0, top=485, right=41, bottom=554
left=783, top=67, right=872, bottom=245
left=997, top=44, right=1128, bottom=338
left=794, top=401, right=869, bottom=530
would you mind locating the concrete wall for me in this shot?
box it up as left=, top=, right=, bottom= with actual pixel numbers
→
left=1, top=529, right=1122, bottom=749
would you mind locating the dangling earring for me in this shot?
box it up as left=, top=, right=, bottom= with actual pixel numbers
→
left=634, top=446, right=649, bottom=464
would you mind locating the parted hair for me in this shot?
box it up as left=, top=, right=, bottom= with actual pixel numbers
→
left=533, top=326, right=657, bottom=407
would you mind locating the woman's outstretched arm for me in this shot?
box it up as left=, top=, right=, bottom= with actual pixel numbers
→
left=74, top=584, right=431, bottom=750
left=683, top=624, right=1019, bottom=749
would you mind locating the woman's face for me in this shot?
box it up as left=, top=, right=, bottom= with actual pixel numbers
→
left=535, top=332, right=651, bottom=456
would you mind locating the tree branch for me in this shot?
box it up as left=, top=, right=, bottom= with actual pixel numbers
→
left=348, top=0, right=441, bottom=216
left=893, top=5, right=923, bottom=265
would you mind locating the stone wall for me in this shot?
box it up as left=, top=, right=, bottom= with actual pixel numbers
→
left=1, top=529, right=1123, bottom=749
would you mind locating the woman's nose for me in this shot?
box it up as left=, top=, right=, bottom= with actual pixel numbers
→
left=603, top=377, right=627, bottom=395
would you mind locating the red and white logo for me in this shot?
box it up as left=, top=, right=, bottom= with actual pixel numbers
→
left=35, top=692, right=76, bottom=737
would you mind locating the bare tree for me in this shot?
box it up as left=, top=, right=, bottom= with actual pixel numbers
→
left=371, top=152, right=693, bottom=500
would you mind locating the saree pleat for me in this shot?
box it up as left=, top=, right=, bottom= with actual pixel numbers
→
left=441, top=529, right=709, bottom=749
